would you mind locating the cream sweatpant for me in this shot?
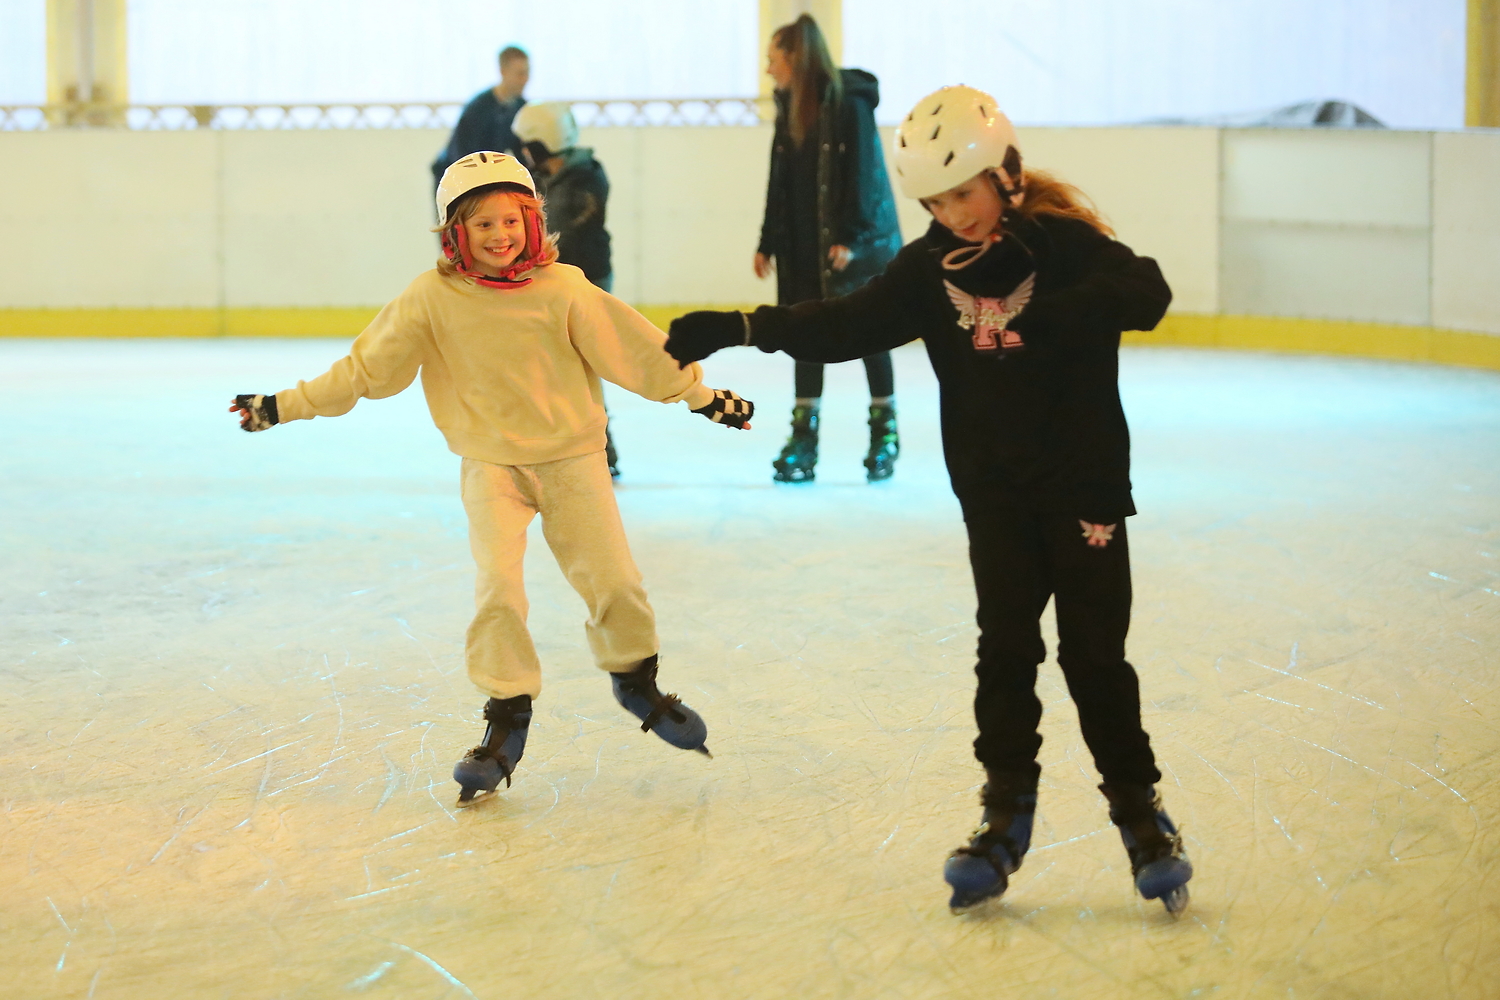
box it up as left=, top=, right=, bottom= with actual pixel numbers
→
left=460, top=452, right=659, bottom=699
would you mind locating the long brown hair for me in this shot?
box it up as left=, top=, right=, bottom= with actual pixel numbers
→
left=772, top=14, right=841, bottom=146
left=1013, top=169, right=1114, bottom=237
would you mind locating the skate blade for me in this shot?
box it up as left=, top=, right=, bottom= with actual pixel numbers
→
left=1161, top=884, right=1190, bottom=916
left=695, top=745, right=713, bottom=759
left=455, top=787, right=495, bottom=807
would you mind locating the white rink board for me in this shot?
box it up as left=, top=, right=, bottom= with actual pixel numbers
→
left=2, top=338, right=1498, bottom=999
left=0, top=130, right=221, bottom=308
left=1219, top=129, right=1432, bottom=324
left=1432, top=130, right=1500, bottom=335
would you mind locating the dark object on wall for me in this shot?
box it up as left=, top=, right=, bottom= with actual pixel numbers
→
left=1147, top=100, right=1385, bottom=128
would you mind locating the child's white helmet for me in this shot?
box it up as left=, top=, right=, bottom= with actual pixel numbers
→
left=513, top=102, right=579, bottom=158
left=893, top=86, right=1023, bottom=204
left=435, top=151, right=537, bottom=226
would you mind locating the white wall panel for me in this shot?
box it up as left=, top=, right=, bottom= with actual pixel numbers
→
left=1221, top=221, right=1430, bottom=324
left=618, top=126, right=777, bottom=308
left=1220, top=129, right=1432, bottom=323
left=0, top=131, right=219, bottom=308
left=1432, top=132, right=1500, bottom=335
left=1020, top=127, right=1220, bottom=314
left=1222, top=130, right=1431, bottom=226
left=221, top=131, right=438, bottom=307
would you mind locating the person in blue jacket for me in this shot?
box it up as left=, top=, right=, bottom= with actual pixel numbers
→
left=755, top=15, right=903, bottom=483
left=432, top=46, right=530, bottom=187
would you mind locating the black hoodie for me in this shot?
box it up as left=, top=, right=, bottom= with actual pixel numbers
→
left=747, top=212, right=1172, bottom=523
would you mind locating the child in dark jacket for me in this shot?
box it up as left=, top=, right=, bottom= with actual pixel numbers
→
left=514, top=101, right=622, bottom=476
left=665, top=86, right=1195, bottom=915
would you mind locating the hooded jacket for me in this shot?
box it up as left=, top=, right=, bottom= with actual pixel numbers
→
left=746, top=212, right=1172, bottom=522
left=538, top=147, right=612, bottom=286
left=758, top=68, right=903, bottom=302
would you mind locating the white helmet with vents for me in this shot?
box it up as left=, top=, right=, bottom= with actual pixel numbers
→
left=435, top=151, right=537, bottom=225
left=893, top=85, right=1023, bottom=204
left=513, top=102, right=579, bottom=159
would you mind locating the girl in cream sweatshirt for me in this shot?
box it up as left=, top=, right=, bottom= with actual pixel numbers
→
left=230, top=152, right=752, bottom=804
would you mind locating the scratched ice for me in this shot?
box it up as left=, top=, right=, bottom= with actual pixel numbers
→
left=2, top=339, right=1497, bottom=999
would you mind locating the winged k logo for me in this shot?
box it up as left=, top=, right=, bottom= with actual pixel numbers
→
left=944, top=273, right=1035, bottom=354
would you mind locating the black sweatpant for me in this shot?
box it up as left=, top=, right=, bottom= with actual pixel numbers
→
left=794, top=353, right=895, bottom=399
left=959, top=494, right=1161, bottom=788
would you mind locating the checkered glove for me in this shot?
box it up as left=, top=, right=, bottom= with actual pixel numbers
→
left=691, top=388, right=754, bottom=430
left=230, top=393, right=279, bottom=432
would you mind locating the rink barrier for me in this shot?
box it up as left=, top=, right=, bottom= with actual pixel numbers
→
left=2, top=307, right=1497, bottom=372
left=0, top=98, right=770, bottom=132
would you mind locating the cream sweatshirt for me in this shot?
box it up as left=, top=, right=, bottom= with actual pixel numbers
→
left=275, top=264, right=715, bottom=466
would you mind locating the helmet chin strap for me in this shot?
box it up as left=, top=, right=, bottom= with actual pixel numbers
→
left=442, top=207, right=546, bottom=289
left=940, top=158, right=1027, bottom=271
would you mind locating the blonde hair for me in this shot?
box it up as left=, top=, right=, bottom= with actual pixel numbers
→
left=1013, top=169, right=1114, bottom=237
left=433, top=183, right=560, bottom=278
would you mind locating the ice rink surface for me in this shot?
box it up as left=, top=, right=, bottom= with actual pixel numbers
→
left=2, top=337, right=1497, bottom=1000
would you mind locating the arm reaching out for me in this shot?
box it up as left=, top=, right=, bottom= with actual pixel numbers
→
left=665, top=311, right=751, bottom=368
left=229, top=393, right=279, bottom=432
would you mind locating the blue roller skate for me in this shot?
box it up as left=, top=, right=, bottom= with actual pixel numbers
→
left=1100, top=782, right=1194, bottom=915
left=943, top=773, right=1036, bottom=912
left=452, top=694, right=531, bottom=804
left=610, top=655, right=711, bottom=757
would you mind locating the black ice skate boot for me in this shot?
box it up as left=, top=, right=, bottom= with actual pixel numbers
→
left=452, top=694, right=532, bottom=804
left=863, top=402, right=899, bottom=482
left=610, top=654, right=711, bottom=757
left=772, top=404, right=819, bottom=483
left=1100, top=782, right=1194, bottom=915
left=943, top=771, right=1037, bottom=911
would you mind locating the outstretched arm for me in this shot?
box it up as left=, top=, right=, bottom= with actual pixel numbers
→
left=666, top=243, right=928, bottom=368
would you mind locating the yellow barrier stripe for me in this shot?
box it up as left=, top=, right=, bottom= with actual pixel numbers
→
left=2, top=307, right=1497, bottom=372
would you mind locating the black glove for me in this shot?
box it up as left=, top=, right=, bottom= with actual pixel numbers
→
left=231, top=393, right=279, bottom=432
left=665, top=310, right=750, bottom=369
left=691, top=388, right=754, bottom=430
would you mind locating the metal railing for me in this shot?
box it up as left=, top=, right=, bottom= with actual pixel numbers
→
left=0, top=97, right=771, bottom=132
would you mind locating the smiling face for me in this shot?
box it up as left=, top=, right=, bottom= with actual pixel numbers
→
left=920, top=172, right=1008, bottom=243
left=461, top=190, right=527, bottom=275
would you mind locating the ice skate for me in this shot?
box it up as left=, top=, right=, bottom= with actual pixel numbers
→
left=1100, top=782, right=1194, bottom=915
left=863, top=402, right=899, bottom=482
left=772, top=404, right=819, bottom=483
left=944, top=772, right=1036, bottom=911
left=610, top=654, right=711, bottom=756
left=452, top=694, right=532, bottom=804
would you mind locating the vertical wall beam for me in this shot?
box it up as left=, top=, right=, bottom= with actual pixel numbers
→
left=1469, top=0, right=1500, bottom=127
left=758, top=0, right=843, bottom=104
left=47, top=0, right=128, bottom=126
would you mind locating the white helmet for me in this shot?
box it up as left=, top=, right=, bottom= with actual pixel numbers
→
left=893, top=86, right=1023, bottom=204
left=435, top=151, right=537, bottom=226
left=513, top=102, right=579, bottom=159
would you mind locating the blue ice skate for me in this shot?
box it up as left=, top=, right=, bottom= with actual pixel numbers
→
left=944, top=779, right=1036, bottom=912
left=453, top=695, right=532, bottom=804
left=610, top=655, right=711, bottom=757
left=1101, top=782, right=1194, bottom=915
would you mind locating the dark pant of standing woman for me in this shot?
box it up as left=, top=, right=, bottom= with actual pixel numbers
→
left=794, top=355, right=894, bottom=399
left=959, top=489, right=1162, bottom=789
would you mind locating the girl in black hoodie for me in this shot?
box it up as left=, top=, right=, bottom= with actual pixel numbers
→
left=666, top=86, right=1195, bottom=916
